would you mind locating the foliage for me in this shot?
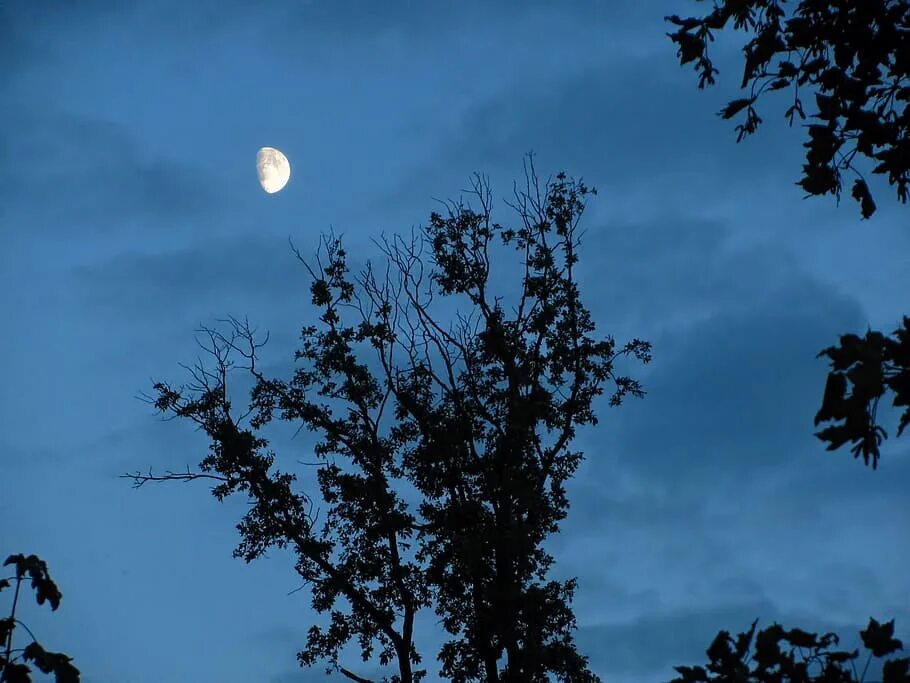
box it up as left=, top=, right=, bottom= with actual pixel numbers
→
left=670, top=616, right=909, bottom=683
left=0, top=553, right=80, bottom=683
left=666, top=0, right=910, bottom=219
left=814, top=317, right=910, bottom=469
left=127, top=158, right=651, bottom=683
left=666, top=1, right=910, bottom=469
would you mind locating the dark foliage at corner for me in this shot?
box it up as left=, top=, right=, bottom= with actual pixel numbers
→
left=670, top=617, right=908, bottom=683
left=667, top=0, right=909, bottom=219
left=1, top=554, right=80, bottom=683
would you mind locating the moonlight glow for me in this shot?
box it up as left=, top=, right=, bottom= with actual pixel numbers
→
left=256, top=147, right=291, bottom=193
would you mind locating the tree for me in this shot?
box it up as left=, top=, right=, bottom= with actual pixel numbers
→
left=125, top=158, right=652, bottom=683
left=669, top=616, right=909, bottom=683
left=1, top=553, right=80, bottom=683
left=665, top=1, right=910, bottom=469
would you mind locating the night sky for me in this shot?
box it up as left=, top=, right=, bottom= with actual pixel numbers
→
left=2, top=2, right=908, bottom=682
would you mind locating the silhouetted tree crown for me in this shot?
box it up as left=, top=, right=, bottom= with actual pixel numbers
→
left=130, top=158, right=651, bottom=683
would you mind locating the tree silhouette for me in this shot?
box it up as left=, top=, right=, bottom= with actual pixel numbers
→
left=669, top=616, right=908, bottom=683
left=1, top=553, right=80, bottom=683
left=666, top=1, right=910, bottom=468
left=125, top=157, right=651, bottom=683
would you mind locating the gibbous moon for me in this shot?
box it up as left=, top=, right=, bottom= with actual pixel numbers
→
left=256, top=147, right=290, bottom=193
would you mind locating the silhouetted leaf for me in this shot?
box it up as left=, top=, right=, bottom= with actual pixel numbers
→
left=2, top=662, right=32, bottom=683
left=827, top=649, right=860, bottom=663
left=788, top=627, right=820, bottom=649
left=0, top=616, right=14, bottom=643
left=861, top=618, right=903, bottom=658
left=22, top=642, right=80, bottom=682
left=815, top=372, right=848, bottom=425
left=718, top=98, right=756, bottom=119
left=882, top=657, right=910, bottom=683
left=851, top=179, right=877, bottom=218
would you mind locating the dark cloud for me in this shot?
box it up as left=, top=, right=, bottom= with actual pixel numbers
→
left=0, top=111, right=217, bottom=238
left=371, top=40, right=812, bottom=224
left=70, top=235, right=307, bottom=315
left=612, top=287, right=860, bottom=483
left=542, top=207, right=870, bottom=487
left=66, top=234, right=373, bottom=376
left=234, top=0, right=653, bottom=41
left=0, top=2, right=124, bottom=87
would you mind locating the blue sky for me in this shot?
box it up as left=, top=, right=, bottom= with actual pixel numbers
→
left=1, top=2, right=908, bottom=682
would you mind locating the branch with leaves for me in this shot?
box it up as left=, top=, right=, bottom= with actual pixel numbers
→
left=670, top=616, right=908, bottom=683
left=666, top=0, right=910, bottom=218
left=813, top=317, right=910, bottom=469
left=0, top=554, right=79, bottom=683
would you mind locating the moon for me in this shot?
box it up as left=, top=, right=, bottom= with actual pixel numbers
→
left=256, top=147, right=291, bottom=193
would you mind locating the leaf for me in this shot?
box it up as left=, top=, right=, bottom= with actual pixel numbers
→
left=797, top=162, right=840, bottom=197
left=2, top=662, right=32, bottom=683
left=734, top=619, right=759, bottom=659
left=778, top=60, right=798, bottom=78
left=665, top=14, right=702, bottom=30
left=861, top=618, right=903, bottom=657
left=54, top=659, right=81, bottom=683
left=815, top=372, right=848, bottom=425
left=4, top=554, right=25, bottom=579
left=787, top=627, right=820, bottom=649
left=815, top=92, right=841, bottom=119
left=0, top=616, right=15, bottom=643
left=672, top=30, right=707, bottom=66
left=670, top=665, right=709, bottom=683
left=23, top=642, right=51, bottom=672
left=882, top=657, right=910, bottom=683
left=851, top=178, right=877, bottom=218
left=718, top=98, right=756, bottom=119
left=826, top=649, right=860, bottom=663
left=22, top=642, right=80, bottom=682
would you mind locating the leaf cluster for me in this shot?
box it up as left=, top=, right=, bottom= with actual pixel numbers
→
left=666, top=0, right=910, bottom=218
left=814, top=317, right=910, bottom=469
left=1, top=554, right=79, bottom=683
left=671, top=617, right=908, bottom=683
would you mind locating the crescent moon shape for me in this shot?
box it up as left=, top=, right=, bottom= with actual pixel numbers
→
left=256, top=147, right=291, bottom=193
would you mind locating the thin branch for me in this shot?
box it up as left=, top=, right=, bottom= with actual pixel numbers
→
left=339, top=666, right=376, bottom=683
left=120, top=467, right=229, bottom=489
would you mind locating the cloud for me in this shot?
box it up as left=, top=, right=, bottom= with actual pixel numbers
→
left=0, top=110, right=217, bottom=239
left=70, top=235, right=306, bottom=316
left=369, top=34, right=816, bottom=228
left=0, top=2, right=124, bottom=88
